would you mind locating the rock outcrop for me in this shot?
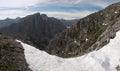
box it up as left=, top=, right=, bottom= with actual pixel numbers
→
left=47, top=2, right=120, bottom=57
left=0, top=13, right=66, bottom=50
left=0, top=35, right=31, bottom=71
left=116, top=65, right=120, bottom=71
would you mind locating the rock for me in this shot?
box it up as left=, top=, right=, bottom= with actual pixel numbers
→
left=47, top=2, right=120, bottom=57
left=0, top=35, right=31, bottom=71
left=116, top=65, right=120, bottom=71
left=0, top=13, right=66, bottom=50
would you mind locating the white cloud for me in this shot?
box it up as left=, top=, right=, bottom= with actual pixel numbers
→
left=0, top=9, right=94, bottom=20
left=0, top=0, right=96, bottom=8
left=88, top=1, right=109, bottom=8
left=0, top=0, right=119, bottom=20
left=0, top=0, right=119, bottom=9
left=37, top=0, right=120, bottom=8
left=81, top=0, right=120, bottom=8
left=0, top=10, right=34, bottom=19
left=0, top=0, right=40, bottom=8
left=43, top=0, right=82, bottom=6
left=41, top=11, right=94, bottom=20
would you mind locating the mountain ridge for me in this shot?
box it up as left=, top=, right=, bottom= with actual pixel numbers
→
left=0, top=13, right=66, bottom=50
left=0, top=18, right=20, bottom=28
left=47, top=2, right=120, bottom=57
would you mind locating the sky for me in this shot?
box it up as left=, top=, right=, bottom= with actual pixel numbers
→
left=0, top=0, right=120, bottom=20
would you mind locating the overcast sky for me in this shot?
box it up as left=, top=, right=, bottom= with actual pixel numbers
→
left=0, top=0, right=120, bottom=20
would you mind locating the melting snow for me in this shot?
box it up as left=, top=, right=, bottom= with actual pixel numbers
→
left=17, top=31, right=120, bottom=71
left=102, top=23, right=107, bottom=26
left=74, top=40, right=77, bottom=43
left=86, top=38, right=88, bottom=41
left=114, top=11, right=118, bottom=14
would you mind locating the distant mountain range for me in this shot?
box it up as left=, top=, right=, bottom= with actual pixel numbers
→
left=0, top=16, right=77, bottom=28
left=0, top=2, right=120, bottom=58
left=60, top=19, right=78, bottom=27
left=0, top=2, right=120, bottom=71
left=0, top=17, right=20, bottom=28
left=0, top=13, right=66, bottom=50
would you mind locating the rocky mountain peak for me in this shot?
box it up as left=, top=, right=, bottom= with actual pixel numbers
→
left=41, top=14, right=48, bottom=20
left=0, top=13, right=66, bottom=50
left=47, top=2, right=120, bottom=57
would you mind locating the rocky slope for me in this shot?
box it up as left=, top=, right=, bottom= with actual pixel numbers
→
left=0, top=34, right=31, bottom=71
left=47, top=2, right=120, bottom=57
left=0, top=13, right=66, bottom=50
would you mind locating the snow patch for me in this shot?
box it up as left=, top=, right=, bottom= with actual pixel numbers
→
left=74, top=40, right=77, bottom=43
left=86, top=38, right=88, bottom=41
left=102, top=23, right=107, bottom=26
left=114, top=11, right=118, bottom=14
left=17, top=31, right=120, bottom=71
left=74, top=40, right=80, bottom=46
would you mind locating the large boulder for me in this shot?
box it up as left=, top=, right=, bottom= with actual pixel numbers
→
left=0, top=35, right=31, bottom=71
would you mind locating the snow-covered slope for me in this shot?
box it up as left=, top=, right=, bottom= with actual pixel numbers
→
left=17, top=31, right=120, bottom=71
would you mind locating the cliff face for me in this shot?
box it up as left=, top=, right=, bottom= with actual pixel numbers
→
left=0, top=35, right=31, bottom=71
left=0, top=13, right=66, bottom=50
left=47, top=2, right=120, bottom=57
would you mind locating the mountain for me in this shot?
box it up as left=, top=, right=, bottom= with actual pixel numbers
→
left=0, top=35, right=31, bottom=71
left=60, top=19, right=78, bottom=27
left=0, top=13, right=66, bottom=50
left=17, top=30, right=120, bottom=71
left=47, top=2, right=120, bottom=57
left=0, top=17, right=20, bottom=28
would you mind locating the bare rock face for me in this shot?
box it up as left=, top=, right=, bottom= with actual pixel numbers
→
left=116, top=65, right=120, bottom=71
left=47, top=2, right=120, bottom=57
left=0, top=13, right=66, bottom=50
left=0, top=35, right=31, bottom=71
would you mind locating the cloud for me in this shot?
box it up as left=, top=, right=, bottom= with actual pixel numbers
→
left=80, top=0, right=120, bottom=8
left=41, top=11, right=94, bottom=20
left=0, top=9, right=94, bottom=20
left=0, top=0, right=119, bottom=20
left=0, top=10, right=34, bottom=19
left=0, top=0, right=40, bottom=8
left=0, top=0, right=119, bottom=9
left=41, top=0, right=82, bottom=6
left=34, top=0, right=120, bottom=8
